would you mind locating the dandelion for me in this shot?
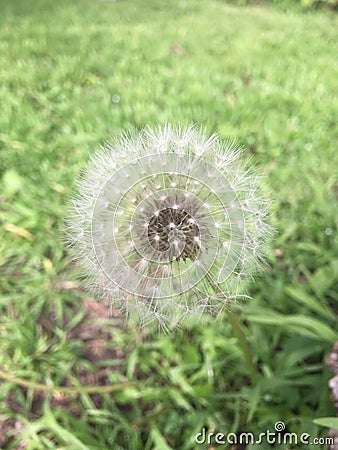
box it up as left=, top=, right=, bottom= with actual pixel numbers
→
left=67, top=124, right=271, bottom=330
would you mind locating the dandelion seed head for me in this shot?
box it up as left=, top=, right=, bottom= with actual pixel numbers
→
left=67, top=124, right=271, bottom=329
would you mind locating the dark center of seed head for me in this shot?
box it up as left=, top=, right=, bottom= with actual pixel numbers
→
left=147, top=207, right=200, bottom=262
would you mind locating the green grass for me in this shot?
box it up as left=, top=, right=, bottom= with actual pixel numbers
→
left=0, top=0, right=337, bottom=448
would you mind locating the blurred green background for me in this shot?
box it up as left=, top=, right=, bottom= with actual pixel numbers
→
left=0, top=0, right=337, bottom=448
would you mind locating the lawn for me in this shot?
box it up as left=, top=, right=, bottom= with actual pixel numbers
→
left=0, top=0, right=337, bottom=448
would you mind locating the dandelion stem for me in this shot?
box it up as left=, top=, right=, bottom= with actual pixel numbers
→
left=225, top=310, right=258, bottom=385
left=205, top=272, right=258, bottom=385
